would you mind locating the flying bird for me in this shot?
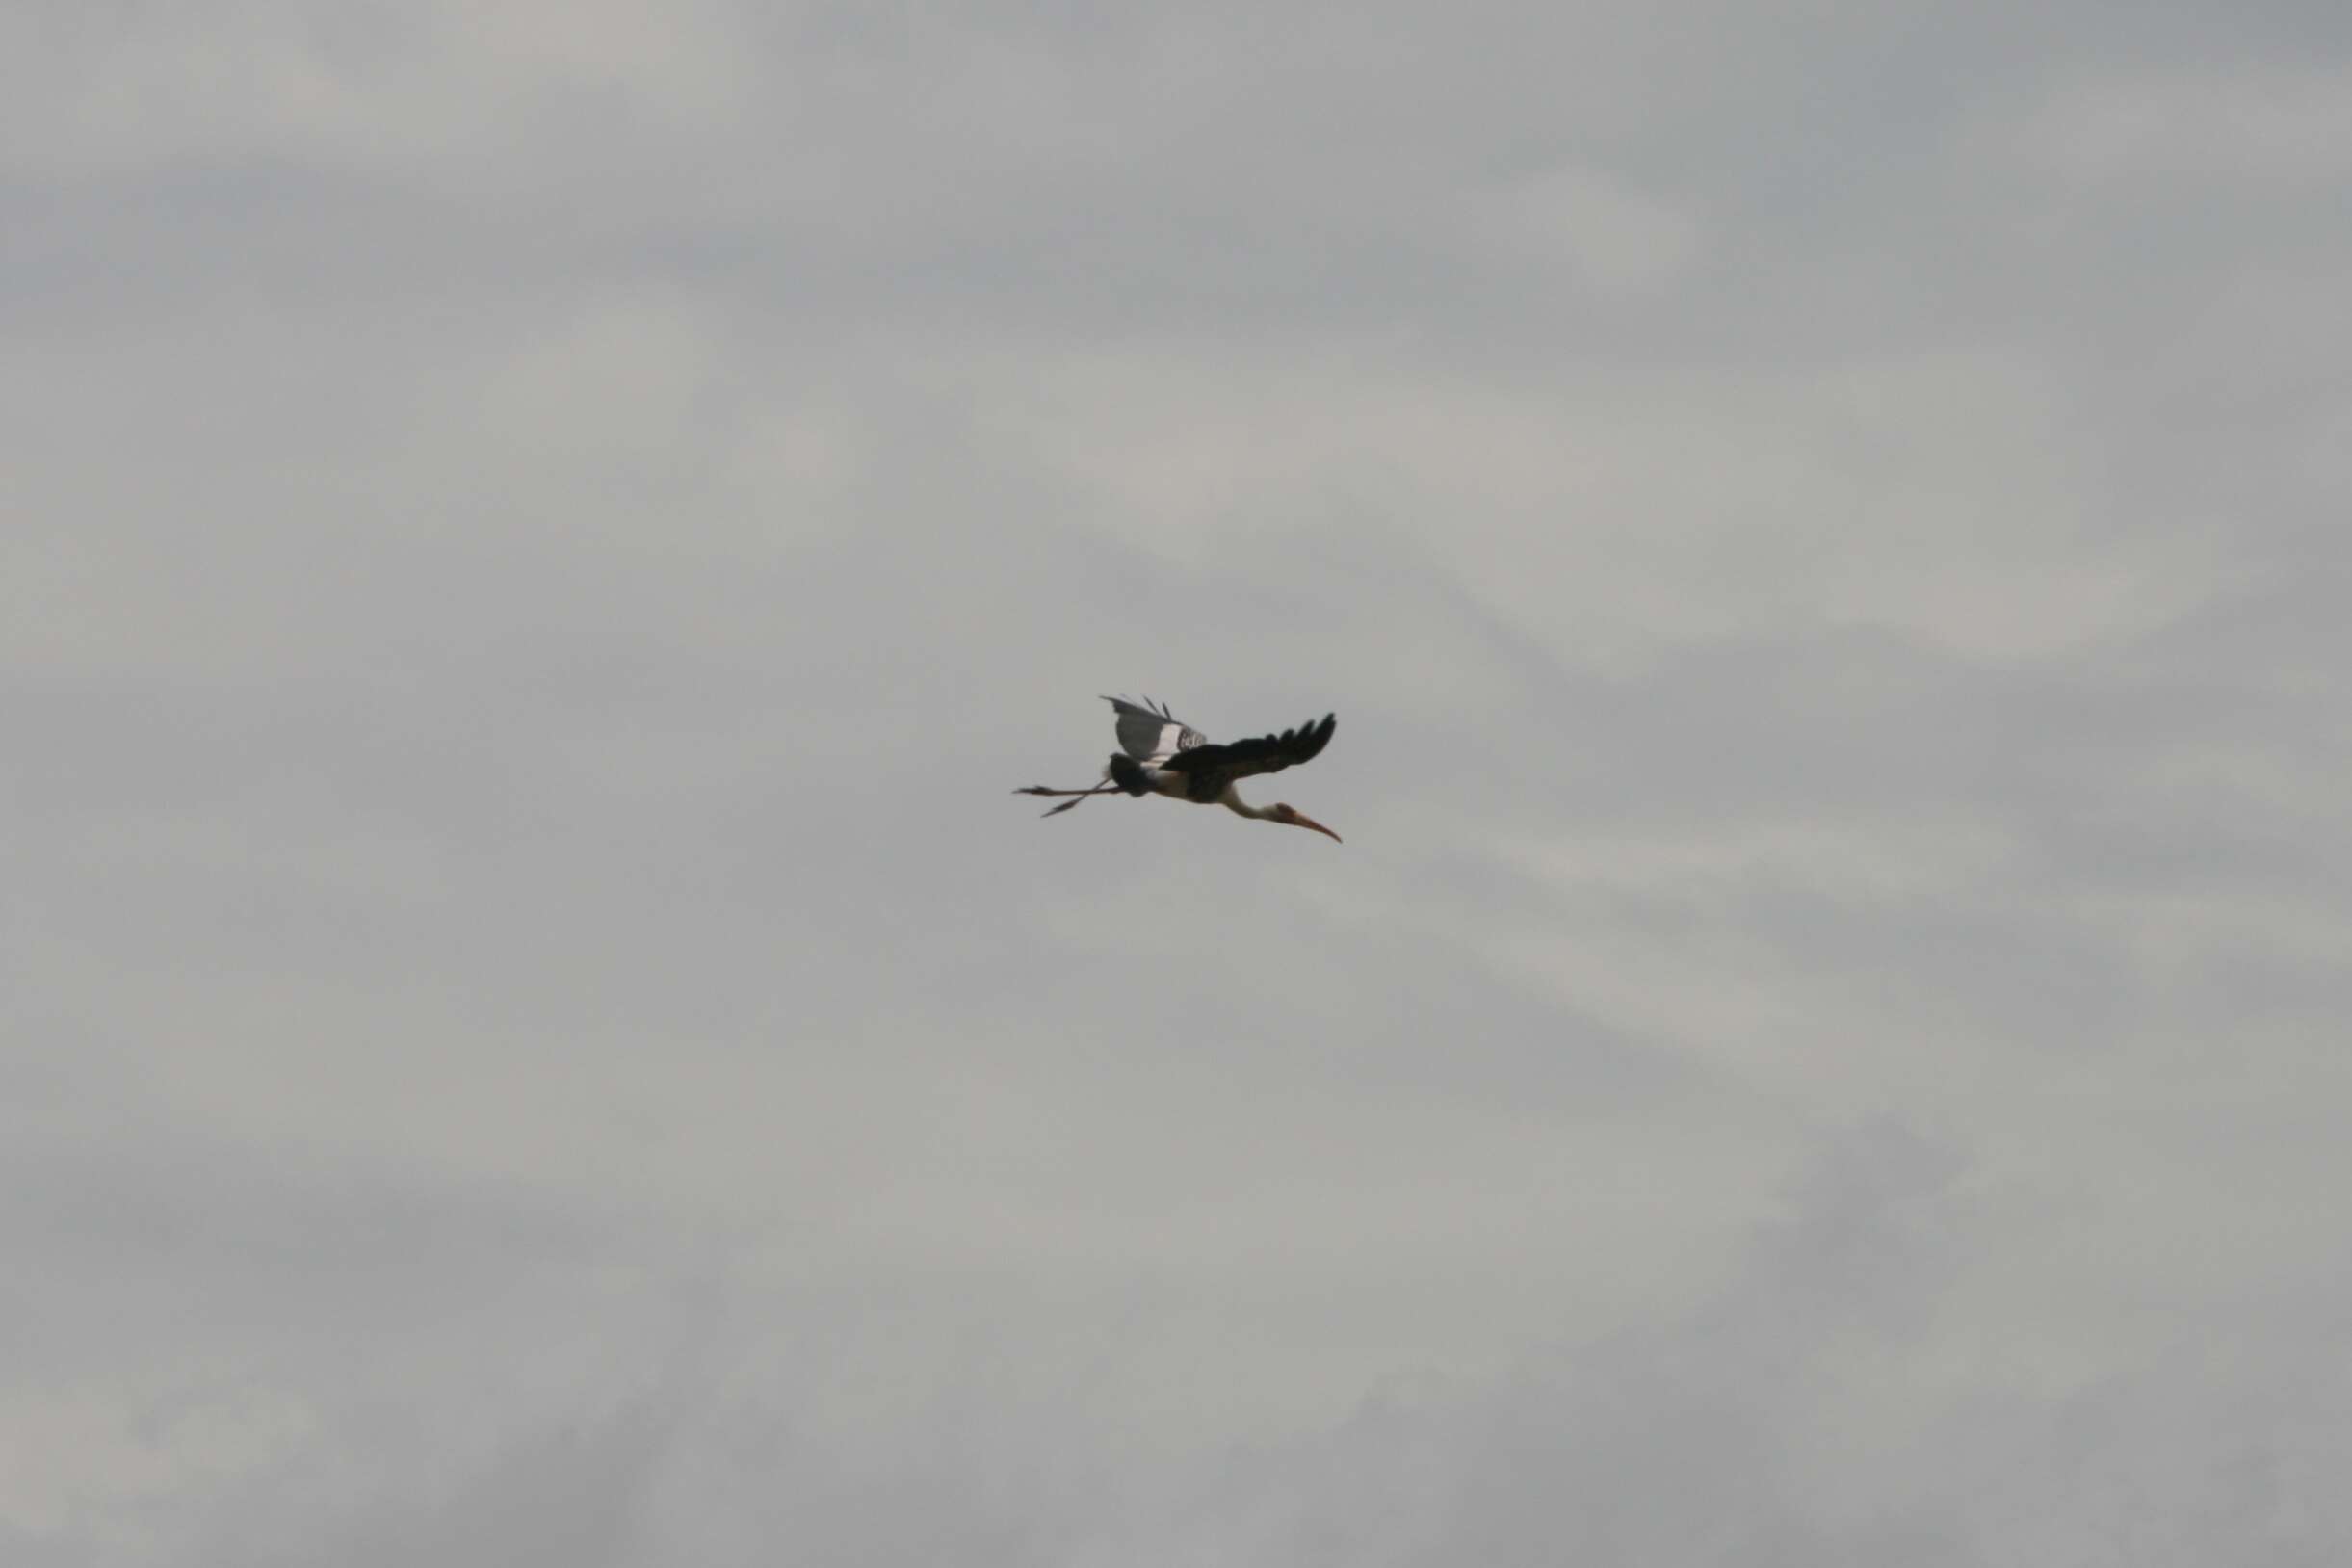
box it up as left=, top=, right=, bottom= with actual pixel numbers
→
left=1017, top=696, right=1343, bottom=842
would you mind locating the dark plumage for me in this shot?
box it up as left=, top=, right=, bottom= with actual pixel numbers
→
left=1162, top=714, right=1337, bottom=802
left=1108, top=754, right=1153, bottom=796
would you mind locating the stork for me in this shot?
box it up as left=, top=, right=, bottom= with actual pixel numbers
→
left=1017, top=696, right=1343, bottom=842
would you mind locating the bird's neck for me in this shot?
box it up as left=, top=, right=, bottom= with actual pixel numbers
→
left=1222, top=792, right=1273, bottom=822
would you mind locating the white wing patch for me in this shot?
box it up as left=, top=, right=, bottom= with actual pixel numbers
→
left=1147, top=721, right=1205, bottom=765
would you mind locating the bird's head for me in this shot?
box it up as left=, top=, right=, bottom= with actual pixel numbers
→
left=1270, top=803, right=1342, bottom=843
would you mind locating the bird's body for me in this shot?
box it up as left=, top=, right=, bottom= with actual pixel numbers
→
left=1017, top=696, right=1343, bottom=841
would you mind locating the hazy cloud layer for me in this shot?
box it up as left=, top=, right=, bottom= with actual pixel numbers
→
left=6, top=3, right=2349, bottom=1563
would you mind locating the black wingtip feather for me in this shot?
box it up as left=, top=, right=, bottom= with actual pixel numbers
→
left=1158, top=710, right=1338, bottom=787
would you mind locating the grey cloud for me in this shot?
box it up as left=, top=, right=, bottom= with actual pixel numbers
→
left=7, top=1, right=2350, bottom=1563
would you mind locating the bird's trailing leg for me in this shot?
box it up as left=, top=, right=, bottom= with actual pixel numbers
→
left=1014, top=782, right=1119, bottom=818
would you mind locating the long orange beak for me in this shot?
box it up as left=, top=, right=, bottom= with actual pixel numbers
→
left=1292, top=813, right=1342, bottom=843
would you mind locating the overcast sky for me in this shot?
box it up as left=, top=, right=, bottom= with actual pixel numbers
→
left=6, top=2, right=2351, bottom=1563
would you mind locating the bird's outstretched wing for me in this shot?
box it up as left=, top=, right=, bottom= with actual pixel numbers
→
left=1104, top=695, right=1209, bottom=765
left=1163, top=714, right=1336, bottom=786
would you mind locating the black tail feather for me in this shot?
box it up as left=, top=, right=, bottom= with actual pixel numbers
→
left=1108, top=754, right=1152, bottom=796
